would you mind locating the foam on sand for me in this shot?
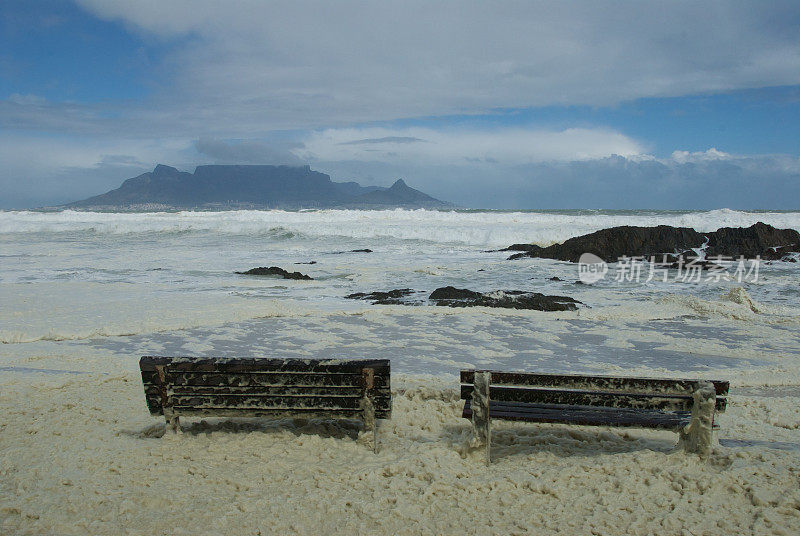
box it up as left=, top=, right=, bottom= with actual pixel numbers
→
left=0, top=282, right=316, bottom=344
left=1, top=369, right=799, bottom=535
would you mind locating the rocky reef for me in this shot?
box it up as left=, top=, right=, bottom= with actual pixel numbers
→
left=505, top=222, right=800, bottom=263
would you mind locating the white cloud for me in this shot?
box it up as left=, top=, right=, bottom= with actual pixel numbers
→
left=298, top=127, right=645, bottom=165
left=671, top=148, right=731, bottom=164
left=70, top=0, right=800, bottom=132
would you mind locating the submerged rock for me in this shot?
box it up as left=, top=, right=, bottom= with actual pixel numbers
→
left=235, top=266, right=313, bottom=280
left=345, top=288, right=415, bottom=305
left=429, top=287, right=582, bottom=311
left=504, top=222, right=800, bottom=263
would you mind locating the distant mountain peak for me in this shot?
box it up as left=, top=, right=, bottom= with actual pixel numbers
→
left=66, top=164, right=452, bottom=210
left=153, top=164, right=179, bottom=176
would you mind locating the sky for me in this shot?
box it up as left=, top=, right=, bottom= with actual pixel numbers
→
left=1, top=0, right=800, bottom=209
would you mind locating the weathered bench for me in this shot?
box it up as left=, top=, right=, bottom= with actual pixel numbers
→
left=461, top=369, right=728, bottom=463
left=140, top=356, right=391, bottom=452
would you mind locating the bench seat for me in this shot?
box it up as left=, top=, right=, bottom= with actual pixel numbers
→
left=461, top=369, right=728, bottom=463
left=463, top=400, right=691, bottom=429
left=140, top=356, right=391, bottom=451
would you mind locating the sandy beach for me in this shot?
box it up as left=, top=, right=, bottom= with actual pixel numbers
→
left=2, top=363, right=799, bottom=535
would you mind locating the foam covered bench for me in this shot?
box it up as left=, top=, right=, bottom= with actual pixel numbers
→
left=140, top=356, right=391, bottom=452
left=460, top=369, right=728, bottom=463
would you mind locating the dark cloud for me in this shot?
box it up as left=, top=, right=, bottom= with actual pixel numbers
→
left=194, top=138, right=304, bottom=165
left=312, top=153, right=800, bottom=210
left=339, top=137, right=426, bottom=145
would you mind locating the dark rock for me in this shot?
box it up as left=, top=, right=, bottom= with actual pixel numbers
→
left=345, top=288, right=415, bottom=305
left=351, top=249, right=373, bottom=253
left=429, top=286, right=483, bottom=300
left=502, top=243, right=545, bottom=254
left=294, top=261, right=317, bottom=265
left=705, top=222, right=800, bottom=260
left=235, top=266, right=313, bottom=280
left=506, top=222, right=800, bottom=263
left=549, top=276, right=563, bottom=281
left=346, top=286, right=581, bottom=311
left=429, top=287, right=581, bottom=311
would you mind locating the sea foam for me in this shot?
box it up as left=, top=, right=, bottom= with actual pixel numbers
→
left=2, top=208, right=800, bottom=248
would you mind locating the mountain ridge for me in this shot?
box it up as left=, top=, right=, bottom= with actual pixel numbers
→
left=67, top=164, right=452, bottom=210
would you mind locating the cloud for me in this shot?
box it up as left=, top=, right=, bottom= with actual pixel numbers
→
left=194, top=138, right=303, bottom=165
left=297, top=127, right=645, bottom=165
left=340, top=137, right=426, bottom=145
left=68, top=0, right=800, bottom=133
left=0, top=134, right=193, bottom=208
left=670, top=148, right=731, bottom=163
left=308, top=150, right=800, bottom=210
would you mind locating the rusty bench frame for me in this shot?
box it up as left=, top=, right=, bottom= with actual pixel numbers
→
left=461, top=369, right=728, bottom=463
left=140, top=356, right=391, bottom=452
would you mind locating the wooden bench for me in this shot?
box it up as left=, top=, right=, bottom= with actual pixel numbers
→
left=460, top=369, right=728, bottom=463
left=140, top=356, right=391, bottom=452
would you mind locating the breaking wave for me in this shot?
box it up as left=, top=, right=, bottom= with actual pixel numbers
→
left=2, top=208, right=800, bottom=248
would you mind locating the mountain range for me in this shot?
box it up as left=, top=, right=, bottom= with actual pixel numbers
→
left=67, top=164, right=451, bottom=210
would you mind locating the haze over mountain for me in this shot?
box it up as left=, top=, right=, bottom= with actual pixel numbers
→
left=66, top=164, right=451, bottom=210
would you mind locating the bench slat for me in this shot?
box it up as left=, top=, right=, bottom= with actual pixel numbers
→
left=463, top=400, right=691, bottom=430
left=461, top=370, right=729, bottom=396
left=141, top=356, right=389, bottom=374
left=142, top=371, right=389, bottom=389
left=153, top=385, right=389, bottom=397
left=168, top=394, right=391, bottom=411
left=166, top=408, right=386, bottom=419
left=461, top=384, right=726, bottom=412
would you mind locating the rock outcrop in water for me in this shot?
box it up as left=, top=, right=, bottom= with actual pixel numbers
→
left=236, top=266, right=313, bottom=280
left=67, top=164, right=451, bottom=210
left=505, top=222, right=800, bottom=262
left=345, top=289, right=416, bottom=305
left=346, top=286, right=581, bottom=311
left=429, top=286, right=582, bottom=311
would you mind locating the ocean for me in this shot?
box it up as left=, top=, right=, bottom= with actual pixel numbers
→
left=2, top=207, right=799, bottom=376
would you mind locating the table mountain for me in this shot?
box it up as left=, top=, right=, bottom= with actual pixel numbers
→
left=67, top=164, right=451, bottom=210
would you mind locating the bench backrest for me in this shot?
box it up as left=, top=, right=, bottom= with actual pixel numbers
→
left=141, top=356, right=391, bottom=419
left=460, top=370, right=728, bottom=413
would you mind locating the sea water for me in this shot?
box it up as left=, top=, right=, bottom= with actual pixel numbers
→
left=1, top=208, right=799, bottom=378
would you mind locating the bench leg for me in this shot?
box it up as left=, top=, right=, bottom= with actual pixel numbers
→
left=471, top=371, right=491, bottom=465
left=360, top=397, right=377, bottom=452
left=361, top=367, right=379, bottom=453
left=677, top=382, right=716, bottom=456
left=163, top=407, right=180, bottom=435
